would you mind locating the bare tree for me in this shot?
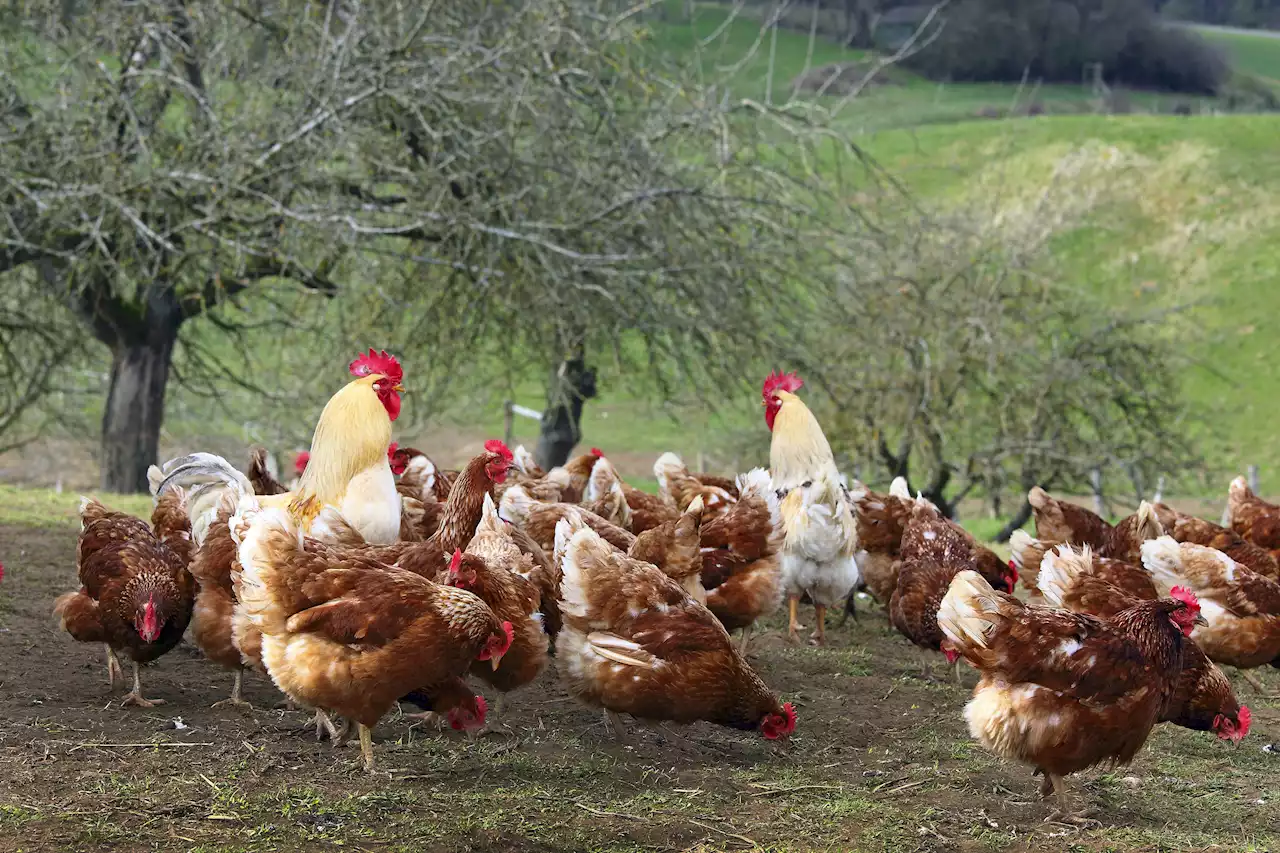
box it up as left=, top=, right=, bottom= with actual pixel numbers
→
left=795, top=144, right=1200, bottom=532
left=0, top=0, right=889, bottom=488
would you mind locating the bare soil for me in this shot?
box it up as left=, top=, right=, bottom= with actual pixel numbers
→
left=0, top=521, right=1276, bottom=853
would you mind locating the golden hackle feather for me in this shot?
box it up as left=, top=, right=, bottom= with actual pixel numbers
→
left=292, top=375, right=393, bottom=510
left=768, top=390, right=841, bottom=491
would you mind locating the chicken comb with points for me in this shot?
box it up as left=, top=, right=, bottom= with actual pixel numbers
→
left=484, top=439, right=514, bottom=462
left=448, top=549, right=463, bottom=574
left=1169, top=585, right=1200, bottom=612
left=762, top=370, right=804, bottom=399
left=781, top=702, right=797, bottom=733
left=349, top=349, right=403, bottom=385
left=590, top=447, right=604, bottom=458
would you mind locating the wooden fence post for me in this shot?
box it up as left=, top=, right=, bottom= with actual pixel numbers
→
left=503, top=400, right=515, bottom=449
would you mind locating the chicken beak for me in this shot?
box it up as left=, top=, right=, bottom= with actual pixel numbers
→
left=392, top=384, right=405, bottom=394
left=1193, top=613, right=1209, bottom=627
left=490, top=654, right=503, bottom=671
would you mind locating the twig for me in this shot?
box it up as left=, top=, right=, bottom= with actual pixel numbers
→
left=686, top=817, right=756, bottom=847
left=69, top=742, right=214, bottom=751
left=749, top=783, right=841, bottom=797
left=875, top=779, right=932, bottom=798
left=574, top=803, right=644, bottom=821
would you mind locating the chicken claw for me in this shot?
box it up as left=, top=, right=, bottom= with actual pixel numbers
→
left=211, top=670, right=254, bottom=712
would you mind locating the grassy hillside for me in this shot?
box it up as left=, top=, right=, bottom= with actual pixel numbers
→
left=1193, top=25, right=1280, bottom=84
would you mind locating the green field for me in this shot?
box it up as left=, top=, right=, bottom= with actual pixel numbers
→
left=1195, top=25, right=1280, bottom=84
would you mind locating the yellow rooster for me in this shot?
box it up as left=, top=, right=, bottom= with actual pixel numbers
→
left=763, top=371, right=859, bottom=646
left=151, top=349, right=406, bottom=547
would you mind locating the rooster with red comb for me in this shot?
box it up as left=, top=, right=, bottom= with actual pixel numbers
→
left=762, top=371, right=859, bottom=645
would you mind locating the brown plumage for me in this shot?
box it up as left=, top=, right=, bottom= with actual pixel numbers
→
left=1142, top=537, right=1280, bottom=671
left=507, top=523, right=562, bottom=643
left=628, top=496, right=706, bottom=603
left=456, top=495, right=551, bottom=694
left=699, top=470, right=783, bottom=638
left=654, top=452, right=737, bottom=522
left=623, top=485, right=679, bottom=534
left=851, top=484, right=914, bottom=605
left=500, top=485, right=636, bottom=553
left=189, top=503, right=259, bottom=708
left=939, top=570, right=1202, bottom=820
left=232, top=507, right=513, bottom=771
left=555, top=518, right=795, bottom=741
left=1228, top=476, right=1280, bottom=557
left=1034, top=543, right=1250, bottom=742
left=350, top=445, right=516, bottom=579
left=247, top=447, right=289, bottom=496
left=890, top=503, right=982, bottom=657
left=54, top=496, right=196, bottom=707
left=1153, top=502, right=1279, bottom=581
left=1029, top=487, right=1112, bottom=549
left=584, top=457, right=633, bottom=530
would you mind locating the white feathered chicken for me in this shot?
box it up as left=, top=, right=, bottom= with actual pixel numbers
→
left=762, top=371, right=859, bottom=645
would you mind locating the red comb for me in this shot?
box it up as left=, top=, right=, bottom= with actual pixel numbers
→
left=349, top=349, right=403, bottom=385
left=590, top=447, right=604, bottom=458
left=484, top=439, right=514, bottom=462
left=474, top=694, right=489, bottom=721
left=781, top=702, right=797, bottom=733
left=0, top=561, right=5, bottom=583
left=500, top=620, right=515, bottom=653
left=1238, top=705, right=1252, bottom=734
left=1169, top=585, right=1200, bottom=610
left=448, top=549, right=463, bottom=574
left=387, top=442, right=399, bottom=457
left=294, top=451, right=310, bottom=475
left=762, top=370, right=804, bottom=398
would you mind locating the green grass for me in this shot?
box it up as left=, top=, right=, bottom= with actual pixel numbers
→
left=0, top=484, right=153, bottom=527
left=1194, top=25, right=1280, bottom=84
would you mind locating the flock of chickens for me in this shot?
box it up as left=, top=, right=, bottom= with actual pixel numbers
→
left=47, top=350, right=1278, bottom=823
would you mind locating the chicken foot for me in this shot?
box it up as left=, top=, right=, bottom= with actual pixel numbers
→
left=1039, top=772, right=1099, bottom=827
left=314, top=710, right=351, bottom=745
left=1239, top=669, right=1280, bottom=699
left=120, top=662, right=166, bottom=708
left=211, top=669, right=254, bottom=711
left=104, top=645, right=124, bottom=689
left=602, top=709, right=635, bottom=747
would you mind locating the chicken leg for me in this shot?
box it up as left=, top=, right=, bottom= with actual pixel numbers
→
left=211, top=669, right=254, bottom=711
left=603, top=709, right=635, bottom=746
left=358, top=724, right=376, bottom=773
left=737, top=626, right=752, bottom=655
left=1040, top=772, right=1098, bottom=827
left=809, top=604, right=827, bottom=646
left=104, top=645, right=124, bottom=689
left=786, top=596, right=806, bottom=644
left=120, top=661, right=165, bottom=708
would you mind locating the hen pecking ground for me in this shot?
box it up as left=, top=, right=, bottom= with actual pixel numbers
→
left=0, top=518, right=1276, bottom=853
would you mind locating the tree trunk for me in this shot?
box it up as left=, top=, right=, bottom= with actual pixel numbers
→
left=995, top=500, right=1033, bottom=543
left=535, top=355, right=597, bottom=470
left=100, top=330, right=178, bottom=493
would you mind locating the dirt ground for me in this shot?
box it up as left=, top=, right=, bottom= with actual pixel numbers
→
left=1, top=521, right=1276, bottom=853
